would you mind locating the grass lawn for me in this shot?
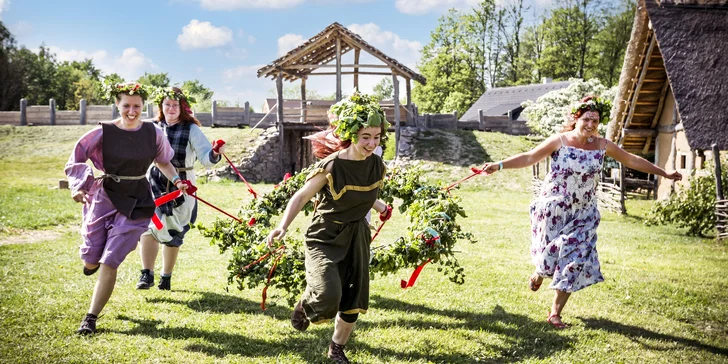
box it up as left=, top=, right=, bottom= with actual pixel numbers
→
left=0, top=125, right=726, bottom=363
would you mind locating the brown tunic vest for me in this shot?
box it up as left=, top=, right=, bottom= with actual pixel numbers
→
left=101, top=122, right=157, bottom=220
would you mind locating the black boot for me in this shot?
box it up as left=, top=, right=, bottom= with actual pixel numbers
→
left=327, top=340, right=350, bottom=364
left=158, top=275, right=171, bottom=290
left=77, top=313, right=97, bottom=335
left=136, top=269, right=154, bottom=289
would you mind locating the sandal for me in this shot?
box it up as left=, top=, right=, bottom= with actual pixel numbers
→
left=546, top=313, right=568, bottom=329
left=528, top=274, right=543, bottom=292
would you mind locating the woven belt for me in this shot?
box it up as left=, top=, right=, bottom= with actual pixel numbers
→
left=176, top=167, right=194, bottom=172
left=96, top=174, right=146, bottom=183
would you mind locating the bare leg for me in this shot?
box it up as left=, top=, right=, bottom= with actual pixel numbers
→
left=88, top=264, right=117, bottom=315
left=549, top=290, right=571, bottom=326
left=332, top=314, right=356, bottom=345
left=139, top=234, right=159, bottom=271
left=161, top=245, right=179, bottom=275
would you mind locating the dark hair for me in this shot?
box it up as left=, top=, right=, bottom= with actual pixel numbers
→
left=561, top=95, right=600, bottom=132
left=156, top=87, right=201, bottom=127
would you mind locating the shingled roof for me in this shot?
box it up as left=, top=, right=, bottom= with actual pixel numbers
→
left=608, top=0, right=728, bottom=150
left=460, top=81, right=571, bottom=122
left=257, top=22, right=425, bottom=85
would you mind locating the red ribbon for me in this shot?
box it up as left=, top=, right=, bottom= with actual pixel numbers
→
left=151, top=183, right=242, bottom=229
left=240, top=246, right=286, bottom=310
left=221, top=152, right=258, bottom=199
left=444, top=167, right=485, bottom=192
left=274, top=173, right=292, bottom=188
left=370, top=219, right=388, bottom=243
left=400, top=259, right=432, bottom=289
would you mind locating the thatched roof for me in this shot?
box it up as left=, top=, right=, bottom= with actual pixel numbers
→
left=257, top=22, right=425, bottom=84
left=608, top=0, right=728, bottom=151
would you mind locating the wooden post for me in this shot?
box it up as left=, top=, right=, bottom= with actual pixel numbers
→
left=79, top=99, right=87, bottom=125
left=211, top=100, right=217, bottom=126
left=336, top=37, right=342, bottom=101
left=478, top=109, right=484, bottom=131
left=453, top=111, right=458, bottom=129
left=300, top=78, right=307, bottom=123
left=244, top=101, right=250, bottom=126
left=112, top=103, right=119, bottom=119
left=405, top=78, right=412, bottom=106
left=714, top=144, right=724, bottom=201
left=146, top=103, right=154, bottom=119
left=353, top=49, right=360, bottom=90
left=49, top=99, right=56, bottom=125
left=425, top=113, right=431, bottom=128
left=392, top=73, right=400, bottom=158
left=20, top=99, right=27, bottom=126
left=277, top=69, right=285, bottom=177
left=619, top=162, right=627, bottom=214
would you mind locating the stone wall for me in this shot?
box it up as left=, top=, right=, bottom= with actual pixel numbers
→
left=206, top=126, right=283, bottom=183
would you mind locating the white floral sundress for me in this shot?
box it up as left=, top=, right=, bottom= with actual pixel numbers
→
left=529, top=136, right=606, bottom=293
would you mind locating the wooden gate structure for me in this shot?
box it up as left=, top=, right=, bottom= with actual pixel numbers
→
left=257, top=22, right=426, bottom=176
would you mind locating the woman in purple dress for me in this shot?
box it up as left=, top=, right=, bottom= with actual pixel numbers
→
left=65, top=82, right=186, bottom=335
left=481, top=96, right=682, bottom=329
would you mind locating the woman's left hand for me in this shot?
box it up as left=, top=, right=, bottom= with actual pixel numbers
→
left=212, top=139, right=226, bottom=155
left=175, top=180, right=190, bottom=194
left=665, top=171, right=683, bottom=181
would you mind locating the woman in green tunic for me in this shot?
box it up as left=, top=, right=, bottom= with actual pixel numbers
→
left=267, top=92, right=392, bottom=364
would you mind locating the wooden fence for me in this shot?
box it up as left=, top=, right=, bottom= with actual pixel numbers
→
left=412, top=108, right=532, bottom=135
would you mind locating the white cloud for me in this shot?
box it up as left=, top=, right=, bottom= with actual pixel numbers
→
left=177, top=20, right=233, bottom=51
left=277, top=34, right=305, bottom=56
left=8, top=21, right=32, bottom=38
left=394, top=0, right=480, bottom=15
left=0, top=0, right=8, bottom=19
left=346, top=23, right=422, bottom=70
left=47, top=46, right=156, bottom=81
left=198, top=0, right=305, bottom=10
left=247, top=35, right=257, bottom=44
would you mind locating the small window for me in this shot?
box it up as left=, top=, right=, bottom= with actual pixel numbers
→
left=680, top=154, right=687, bottom=169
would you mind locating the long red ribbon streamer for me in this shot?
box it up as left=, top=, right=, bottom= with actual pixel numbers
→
left=444, top=167, right=484, bottom=192
left=222, top=152, right=258, bottom=199
left=370, top=219, right=388, bottom=243
left=400, top=259, right=432, bottom=289
left=151, top=184, right=243, bottom=229
left=239, top=246, right=286, bottom=310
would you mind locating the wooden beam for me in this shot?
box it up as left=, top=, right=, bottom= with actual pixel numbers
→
left=308, top=71, right=393, bottom=76
left=300, top=78, right=307, bottom=123
left=336, top=31, right=415, bottom=82
left=624, top=36, right=656, bottom=130
left=276, top=70, right=285, bottom=177
left=285, top=63, right=388, bottom=69
left=353, top=49, right=360, bottom=90
left=649, top=81, right=670, bottom=128
left=633, top=113, right=654, bottom=117
left=336, top=36, right=342, bottom=101
left=642, top=78, right=667, bottom=82
left=393, top=73, right=400, bottom=158
left=623, top=128, right=658, bottom=138
left=635, top=102, right=659, bottom=106
left=406, top=78, right=411, bottom=106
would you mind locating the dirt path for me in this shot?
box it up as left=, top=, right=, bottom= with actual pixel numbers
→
left=0, top=228, right=68, bottom=246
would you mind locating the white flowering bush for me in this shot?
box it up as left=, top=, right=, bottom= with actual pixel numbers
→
left=522, top=78, right=617, bottom=137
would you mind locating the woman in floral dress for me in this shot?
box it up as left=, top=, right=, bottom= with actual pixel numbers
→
left=481, top=96, right=682, bottom=328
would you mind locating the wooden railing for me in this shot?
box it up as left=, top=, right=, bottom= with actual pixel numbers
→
left=717, top=199, right=727, bottom=240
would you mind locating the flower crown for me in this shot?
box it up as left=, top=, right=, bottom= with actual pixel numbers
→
left=329, top=90, right=390, bottom=144
left=101, top=80, right=150, bottom=103
left=151, top=87, right=197, bottom=109
left=570, top=97, right=612, bottom=124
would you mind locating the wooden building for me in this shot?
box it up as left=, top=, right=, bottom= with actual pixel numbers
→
left=607, top=0, right=728, bottom=200
left=257, top=22, right=426, bottom=175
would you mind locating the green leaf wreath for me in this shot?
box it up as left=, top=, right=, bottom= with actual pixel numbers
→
left=100, top=79, right=151, bottom=102
left=197, top=165, right=476, bottom=306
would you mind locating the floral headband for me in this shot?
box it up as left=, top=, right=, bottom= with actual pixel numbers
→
left=151, top=87, right=197, bottom=109
left=570, top=97, right=612, bottom=124
left=329, top=90, right=390, bottom=144
left=101, top=80, right=150, bottom=102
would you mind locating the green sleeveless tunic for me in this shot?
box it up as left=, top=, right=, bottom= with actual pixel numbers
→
left=300, top=151, right=386, bottom=324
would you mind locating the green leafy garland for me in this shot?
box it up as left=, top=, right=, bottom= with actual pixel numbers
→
left=197, top=165, right=476, bottom=306
left=100, top=79, right=150, bottom=102
left=329, top=90, right=390, bottom=145
left=570, top=97, right=612, bottom=124
left=151, top=87, right=197, bottom=108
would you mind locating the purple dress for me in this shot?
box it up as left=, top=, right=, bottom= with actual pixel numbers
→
left=529, top=138, right=606, bottom=293
left=65, top=123, right=173, bottom=269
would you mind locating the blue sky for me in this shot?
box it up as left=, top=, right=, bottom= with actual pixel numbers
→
left=0, top=0, right=550, bottom=107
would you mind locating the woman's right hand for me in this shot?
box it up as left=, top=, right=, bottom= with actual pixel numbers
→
left=72, top=189, right=90, bottom=204
left=481, top=162, right=501, bottom=175
left=266, top=227, right=287, bottom=248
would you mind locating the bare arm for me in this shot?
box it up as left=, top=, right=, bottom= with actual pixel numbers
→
left=481, top=134, right=562, bottom=174
left=267, top=169, right=329, bottom=246
left=372, top=200, right=387, bottom=214
left=605, top=140, right=682, bottom=181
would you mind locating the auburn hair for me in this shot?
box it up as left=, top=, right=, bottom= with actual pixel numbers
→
left=156, top=87, right=201, bottom=127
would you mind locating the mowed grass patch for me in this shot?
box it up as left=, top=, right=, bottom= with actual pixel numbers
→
left=0, top=126, right=727, bottom=363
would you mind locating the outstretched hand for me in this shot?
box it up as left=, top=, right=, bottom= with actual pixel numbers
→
left=664, top=170, right=683, bottom=181
left=481, top=162, right=501, bottom=175
left=266, top=227, right=287, bottom=248
left=212, top=139, right=226, bottom=155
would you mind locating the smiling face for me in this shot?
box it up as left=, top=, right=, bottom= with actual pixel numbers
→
left=351, top=126, right=382, bottom=157
left=116, top=94, right=144, bottom=125
left=162, top=97, right=181, bottom=123
left=575, top=110, right=600, bottom=138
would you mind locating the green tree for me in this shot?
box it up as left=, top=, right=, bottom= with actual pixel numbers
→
left=588, top=0, right=635, bottom=86
left=372, top=78, right=394, bottom=101
left=137, top=72, right=170, bottom=88
left=518, top=16, right=548, bottom=84
left=0, top=21, right=25, bottom=111
left=500, top=0, right=528, bottom=85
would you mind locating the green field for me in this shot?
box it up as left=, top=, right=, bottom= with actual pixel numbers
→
left=0, top=125, right=726, bottom=363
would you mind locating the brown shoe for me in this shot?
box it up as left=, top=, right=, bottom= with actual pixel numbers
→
left=328, top=340, right=350, bottom=364
left=291, top=301, right=310, bottom=331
